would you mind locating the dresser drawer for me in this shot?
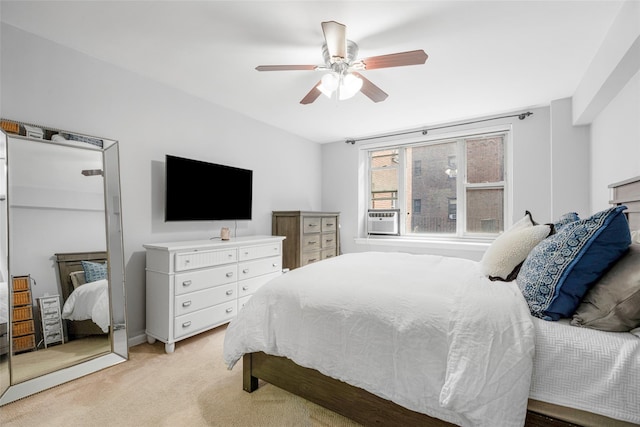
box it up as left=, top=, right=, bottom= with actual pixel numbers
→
left=174, top=264, right=237, bottom=296
left=238, top=295, right=252, bottom=311
left=44, top=330, right=62, bottom=344
left=322, top=248, right=337, bottom=260
left=302, top=250, right=321, bottom=266
left=321, top=217, right=337, bottom=232
left=239, top=256, right=281, bottom=281
left=174, top=301, right=236, bottom=339
left=302, top=234, right=321, bottom=251
left=321, top=233, right=337, bottom=248
left=175, top=248, right=237, bottom=271
left=43, top=318, right=62, bottom=332
left=303, top=217, right=322, bottom=234
left=175, top=283, right=236, bottom=316
left=239, top=243, right=281, bottom=261
left=239, top=271, right=280, bottom=298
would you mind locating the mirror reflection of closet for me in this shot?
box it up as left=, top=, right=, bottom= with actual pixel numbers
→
left=0, top=120, right=127, bottom=404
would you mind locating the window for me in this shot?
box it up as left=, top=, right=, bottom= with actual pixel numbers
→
left=370, top=149, right=399, bottom=209
left=367, top=131, right=507, bottom=237
left=413, top=199, right=422, bottom=214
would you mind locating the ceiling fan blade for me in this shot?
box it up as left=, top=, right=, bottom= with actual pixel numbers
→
left=360, top=50, right=428, bottom=70
left=352, top=72, right=388, bottom=103
left=255, top=65, right=318, bottom=71
left=321, top=21, right=347, bottom=62
left=300, top=81, right=323, bottom=105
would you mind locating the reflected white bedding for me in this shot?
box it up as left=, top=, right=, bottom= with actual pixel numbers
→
left=224, top=252, right=535, bottom=427
left=62, top=279, right=110, bottom=333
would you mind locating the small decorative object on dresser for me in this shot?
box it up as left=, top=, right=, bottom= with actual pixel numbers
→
left=143, top=235, right=285, bottom=353
left=272, top=211, right=340, bottom=270
left=37, top=295, right=64, bottom=348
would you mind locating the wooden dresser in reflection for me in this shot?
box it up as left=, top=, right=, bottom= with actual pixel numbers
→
left=11, top=276, right=36, bottom=353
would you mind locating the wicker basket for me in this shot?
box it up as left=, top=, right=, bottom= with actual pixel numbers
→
left=12, top=320, right=34, bottom=337
left=12, top=306, right=32, bottom=322
left=12, top=276, right=30, bottom=292
left=13, top=291, right=31, bottom=306
left=13, top=335, right=35, bottom=353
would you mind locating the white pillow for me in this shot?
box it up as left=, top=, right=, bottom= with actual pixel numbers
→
left=481, top=212, right=552, bottom=281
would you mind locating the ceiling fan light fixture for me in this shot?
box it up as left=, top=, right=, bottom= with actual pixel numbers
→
left=318, top=72, right=339, bottom=98
left=338, top=73, right=363, bottom=100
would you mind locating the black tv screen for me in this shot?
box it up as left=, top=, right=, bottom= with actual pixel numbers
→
left=165, top=155, right=253, bottom=221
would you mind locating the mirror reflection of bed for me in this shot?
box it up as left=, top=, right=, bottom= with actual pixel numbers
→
left=10, top=251, right=112, bottom=383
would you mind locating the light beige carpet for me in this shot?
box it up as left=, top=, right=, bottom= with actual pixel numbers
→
left=0, top=325, right=360, bottom=426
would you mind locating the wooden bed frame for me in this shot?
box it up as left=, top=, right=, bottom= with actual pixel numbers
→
left=242, top=176, right=640, bottom=427
left=55, top=251, right=108, bottom=339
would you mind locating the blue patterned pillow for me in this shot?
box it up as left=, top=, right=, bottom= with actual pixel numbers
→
left=553, top=212, right=579, bottom=233
left=81, top=260, right=108, bottom=283
left=518, top=206, right=631, bottom=320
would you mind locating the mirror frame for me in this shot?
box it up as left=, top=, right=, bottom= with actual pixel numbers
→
left=0, top=121, right=127, bottom=405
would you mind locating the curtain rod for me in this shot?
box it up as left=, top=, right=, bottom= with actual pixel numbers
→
left=344, top=111, right=533, bottom=144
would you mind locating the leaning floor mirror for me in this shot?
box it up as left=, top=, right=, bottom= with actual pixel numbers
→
left=0, top=119, right=127, bottom=405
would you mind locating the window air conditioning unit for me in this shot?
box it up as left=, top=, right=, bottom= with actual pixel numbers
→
left=367, top=209, right=400, bottom=235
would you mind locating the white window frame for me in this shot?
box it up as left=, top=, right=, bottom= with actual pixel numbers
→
left=359, top=124, right=512, bottom=242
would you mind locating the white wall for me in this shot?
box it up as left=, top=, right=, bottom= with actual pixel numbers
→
left=550, top=98, right=591, bottom=219
left=1, top=24, right=323, bottom=342
left=572, top=0, right=640, bottom=212
left=590, top=70, right=640, bottom=211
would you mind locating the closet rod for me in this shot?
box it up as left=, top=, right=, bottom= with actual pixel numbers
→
left=344, top=111, right=533, bottom=144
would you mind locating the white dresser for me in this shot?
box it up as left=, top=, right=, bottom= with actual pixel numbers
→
left=143, top=235, right=285, bottom=353
left=37, top=295, right=64, bottom=348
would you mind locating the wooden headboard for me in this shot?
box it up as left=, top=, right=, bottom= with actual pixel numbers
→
left=55, top=251, right=109, bottom=338
left=609, top=175, right=640, bottom=232
left=55, top=251, right=108, bottom=303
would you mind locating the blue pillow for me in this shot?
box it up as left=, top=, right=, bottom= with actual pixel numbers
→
left=81, top=260, right=108, bottom=283
left=518, top=206, right=631, bottom=321
left=553, top=212, right=579, bottom=233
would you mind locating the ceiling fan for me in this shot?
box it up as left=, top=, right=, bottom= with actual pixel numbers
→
left=255, top=21, right=428, bottom=105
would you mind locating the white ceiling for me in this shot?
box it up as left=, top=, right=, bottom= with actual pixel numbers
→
left=1, top=1, right=625, bottom=144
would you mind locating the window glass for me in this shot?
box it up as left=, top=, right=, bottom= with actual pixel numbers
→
left=406, top=142, right=457, bottom=234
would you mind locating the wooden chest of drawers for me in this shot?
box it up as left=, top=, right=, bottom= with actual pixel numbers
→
left=11, top=275, right=36, bottom=353
left=144, top=235, right=285, bottom=353
left=272, top=211, right=340, bottom=270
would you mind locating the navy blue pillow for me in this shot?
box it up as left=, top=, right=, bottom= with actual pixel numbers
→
left=518, top=206, right=631, bottom=320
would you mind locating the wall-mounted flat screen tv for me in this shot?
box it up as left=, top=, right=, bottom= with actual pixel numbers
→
left=165, top=155, right=253, bottom=221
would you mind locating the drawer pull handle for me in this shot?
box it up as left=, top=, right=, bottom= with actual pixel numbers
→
left=327, top=223, right=334, bottom=226
left=242, top=286, right=249, bottom=291
left=182, top=301, right=192, bottom=307
left=182, top=321, right=192, bottom=328
left=243, top=269, right=249, bottom=274
left=309, top=258, right=317, bottom=262
left=226, top=290, right=234, bottom=296
left=226, top=308, right=234, bottom=313
left=228, top=253, right=233, bottom=257
left=226, top=272, right=234, bottom=278
left=308, top=241, right=317, bottom=245
left=272, top=263, right=278, bottom=267
left=244, top=251, right=249, bottom=255
left=182, top=280, right=192, bottom=287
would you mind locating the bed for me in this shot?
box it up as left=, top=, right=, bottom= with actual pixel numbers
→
left=224, top=176, right=640, bottom=427
left=55, top=251, right=110, bottom=339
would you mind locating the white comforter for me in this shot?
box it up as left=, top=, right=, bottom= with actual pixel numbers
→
left=224, top=252, right=535, bottom=426
left=61, top=279, right=110, bottom=333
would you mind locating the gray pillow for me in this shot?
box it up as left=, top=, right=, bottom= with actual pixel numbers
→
left=571, top=244, right=640, bottom=332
